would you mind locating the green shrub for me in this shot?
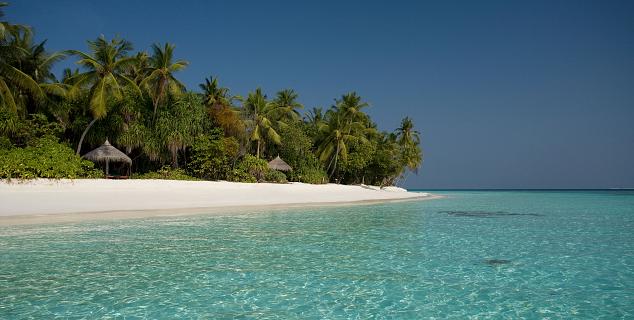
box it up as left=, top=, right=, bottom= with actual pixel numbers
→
left=228, top=155, right=268, bottom=183
left=228, top=169, right=257, bottom=183
left=133, top=166, right=199, bottom=180
left=264, top=169, right=287, bottom=183
left=289, top=166, right=328, bottom=184
left=0, top=136, right=102, bottom=180
left=188, top=135, right=239, bottom=180
left=339, top=139, right=377, bottom=184
left=0, top=136, right=12, bottom=150
left=0, top=113, right=64, bottom=147
left=278, top=122, right=328, bottom=184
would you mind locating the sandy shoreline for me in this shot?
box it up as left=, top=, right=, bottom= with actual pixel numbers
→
left=0, top=179, right=440, bottom=225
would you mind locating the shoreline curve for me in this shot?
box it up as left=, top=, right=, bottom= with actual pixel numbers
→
left=0, top=179, right=443, bottom=226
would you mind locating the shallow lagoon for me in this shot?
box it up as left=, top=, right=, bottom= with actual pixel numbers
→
left=1, top=191, right=633, bottom=318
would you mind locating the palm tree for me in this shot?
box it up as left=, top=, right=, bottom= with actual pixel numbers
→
left=199, top=76, right=243, bottom=137
left=125, top=51, right=149, bottom=85
left=395, top=116, right=423, bottom=179
left=140, top=43, right=188, bottom=121
left=304, top=107, right=323, bottom=126
left=316, top=111, right=370, bottom=178
left=66, top=35, right=139, bottom=154
left=154, top=93, right=204, bottom=167
left=12, top=35, right=65, bottom=84
left=335, top=92, right=369, bottom=127
left=61, top=68, right=80, bottom=84
left=242, top=88, right=280, bottom=158
left=0, top=6, right=43, bottom=116
left=9, top=32, right=68, bottom=115
left=199, top=76, right=233, bottom=109
left=271, top=89, right=303, bottom=122
left=396, top=117, right=420, bottom=147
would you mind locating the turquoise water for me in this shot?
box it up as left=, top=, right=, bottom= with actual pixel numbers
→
left=1, top=191, right=633, bottom=319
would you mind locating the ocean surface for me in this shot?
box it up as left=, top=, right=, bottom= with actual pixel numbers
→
left=1, top=191, right=633, bottom=319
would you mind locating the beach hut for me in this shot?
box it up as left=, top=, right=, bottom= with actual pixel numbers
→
left=82, top=139, right=132, bottom=177
left=268, top=156, right=292, bottom=172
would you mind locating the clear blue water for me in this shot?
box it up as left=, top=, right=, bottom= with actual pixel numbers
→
left=1, top=191, right=633, bottom=319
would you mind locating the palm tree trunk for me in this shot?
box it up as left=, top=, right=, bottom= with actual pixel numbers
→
left=152, top=99, right=159, bottom=123
left=152, top=78, right=167, bottom=123
left=331, top=153, right=338, bottom=178
left=171, top=149, right=179, bottom=168
left=329, top=144, right=340, bottom=179
left=325, top=148, right=336, bottom=174
left=256, top=140, right=261, bottom=158
left=397, top=171, right=410, bottom=187
left=76, top=118, right=97, bottom=155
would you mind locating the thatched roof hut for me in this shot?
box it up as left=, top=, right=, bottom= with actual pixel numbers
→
left=82, top=140, right=132, bottom=176
left=268, top=156, right=292, bottom=172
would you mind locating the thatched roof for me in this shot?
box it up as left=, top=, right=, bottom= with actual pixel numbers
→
left=82, top=140, right=132, bottom=164
left=268, top=156, right=292, bottom=171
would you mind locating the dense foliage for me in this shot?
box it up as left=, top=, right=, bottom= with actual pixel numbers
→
left=230, top=155, right=269, bottom=183
left=0, top=136, right=101, bottom=179
left=132, top=166, right=197, bottom=181
left=277, top=123, right=328, bottom=184
left=188, top=131, right=239, bottom=181
left=0, top=3, right=423, bottom=185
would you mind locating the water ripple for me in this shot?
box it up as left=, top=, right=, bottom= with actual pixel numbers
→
left=1, top=191, right=633, bottom=318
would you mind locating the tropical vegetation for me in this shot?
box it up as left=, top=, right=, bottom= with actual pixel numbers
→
left=0, top=3, right=423, bottom=185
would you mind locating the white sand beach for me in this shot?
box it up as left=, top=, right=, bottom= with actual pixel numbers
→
left=0, top=179, right=438, bottom=224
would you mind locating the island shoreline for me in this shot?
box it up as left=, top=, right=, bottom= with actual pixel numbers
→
left=0, top=179, right=442, bottom=226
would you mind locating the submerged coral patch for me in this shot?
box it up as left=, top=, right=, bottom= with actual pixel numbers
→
left=484, top=259, right=512, bottom=266
left=440, top=210, right=543, bottom=218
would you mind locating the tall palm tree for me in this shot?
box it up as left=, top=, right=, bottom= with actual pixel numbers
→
left=304, top=107, right=323, bottom=126
left=12, top=35, right=65, bottom=84
left=154, top=93, right=204, bottom=167
left=66, top=35, right=139, bottom=154
left=140, top=43, right=188, bottom=121
left=271, top=89, right=303, bottom=122
left=61, top=68, right=80, bottom=83
left=316, top=111, right=371, bottom=178
left=9, top=32, right=67, bottom=114
left=199, top=76, right=243, bottom=137
left=242, top=88, right=280, bottom=158
left=395, top=116, right=420, bottom=147
left=395, top=116, right=423, bottom=176
left=199, top=76, right=232, bottom=109
left=0, top=6, right=43, bottom=116
left=125, top=51, right=149, bottom=85
left=335, top=92, right=369, bottom=126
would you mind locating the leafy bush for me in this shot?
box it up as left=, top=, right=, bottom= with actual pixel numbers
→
left=278, top=122, right=328, bottom=184
left=188, top=134, right=239, bottom=180
left=339, top=139, right=377, bottom=184
left=264, top=169, right=287, bottom=183
left=228, top=155, right=268, bottom=183
left=366, top=139, right=402, bottom=186
left=132, top=166, right=199, bottom=180
left=154, top=93, right=207, bottom=167
left=0, top=113, right=64, bottom=147
left=289, top=167, right=328, bottom=184
left=0, top=111, right=19, bottom=137
left=0, top=136, right=102, bottom=180
left=228, top=169, right=257, bottom=183
left=0, top=136, right=12, bottom=150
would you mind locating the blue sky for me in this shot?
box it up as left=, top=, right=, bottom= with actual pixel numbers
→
left=10, top=1, right=634, bottom=188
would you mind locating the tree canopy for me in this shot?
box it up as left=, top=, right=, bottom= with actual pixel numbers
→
left=0, top=3, right=423, bottom=185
